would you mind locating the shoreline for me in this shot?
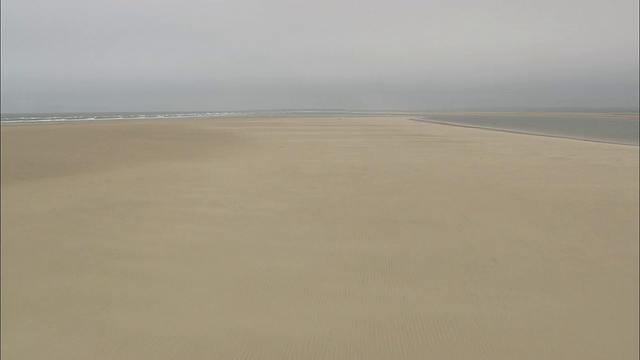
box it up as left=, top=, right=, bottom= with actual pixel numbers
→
left=0, top=111, right=421, bottom=125
left=412, top=117, right=640, bottom=147
left=4, top=111, right=637, bottom=147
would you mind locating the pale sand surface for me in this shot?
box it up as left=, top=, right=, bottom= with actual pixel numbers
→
left=2, top=116, right=638, bottom=359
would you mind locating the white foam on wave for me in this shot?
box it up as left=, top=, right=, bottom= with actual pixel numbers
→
left=1, top=110, right=354, bottom=124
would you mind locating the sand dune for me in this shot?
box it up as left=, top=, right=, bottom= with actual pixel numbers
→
left=2, top=116, right=638, bottom=359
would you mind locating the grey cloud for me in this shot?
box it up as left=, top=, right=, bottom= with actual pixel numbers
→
left=1, top=0, right=638, bottom=112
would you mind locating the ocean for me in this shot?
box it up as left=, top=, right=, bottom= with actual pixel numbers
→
left=0, top=110, right=403, bottom=125
left=418, top=113, right=639, bottom=146
left=0, top=110, right=291, bottom=124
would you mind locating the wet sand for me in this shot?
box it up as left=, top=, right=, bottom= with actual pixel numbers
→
left=2, top=116, right=638, bottom=359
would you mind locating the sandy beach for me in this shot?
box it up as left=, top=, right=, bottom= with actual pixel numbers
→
left=1, top=116, right=638, bottom=359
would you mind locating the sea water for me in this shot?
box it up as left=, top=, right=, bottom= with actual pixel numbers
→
left=0, top=109, right=396, bottom=125
left=419, top=114, right=639, bottom=146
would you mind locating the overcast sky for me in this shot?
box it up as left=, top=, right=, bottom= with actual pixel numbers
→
left=1, top=0, right=638, bottom=112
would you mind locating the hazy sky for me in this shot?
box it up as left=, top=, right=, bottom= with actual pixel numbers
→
left=1, top=0, right=638, bottom=112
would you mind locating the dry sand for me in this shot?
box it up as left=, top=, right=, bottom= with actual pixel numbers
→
left=1, top=116, right=638, bottom=359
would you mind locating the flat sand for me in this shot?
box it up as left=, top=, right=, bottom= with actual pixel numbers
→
left=2, top=116, right=638, bottom=359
